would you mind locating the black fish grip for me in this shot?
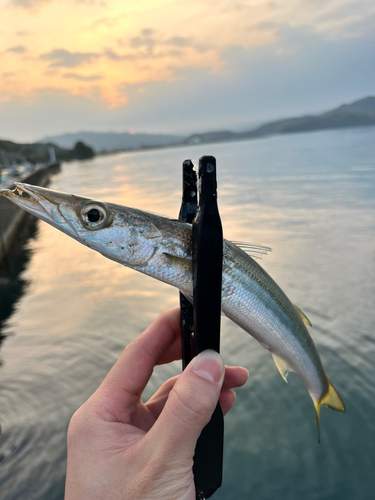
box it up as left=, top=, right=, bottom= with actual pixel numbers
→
left=178, top=156, right=224, bottom=499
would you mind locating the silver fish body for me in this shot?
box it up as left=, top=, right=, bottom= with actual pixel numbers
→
left=1, top=183, right=345, bottom=434
left=132, top=220, right=327, bottom=403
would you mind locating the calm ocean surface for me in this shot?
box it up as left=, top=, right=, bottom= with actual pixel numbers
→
left=0, top=127, right=375, bottom=500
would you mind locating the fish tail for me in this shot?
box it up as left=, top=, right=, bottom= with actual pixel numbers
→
left=313, top=380, right=346, bottom=443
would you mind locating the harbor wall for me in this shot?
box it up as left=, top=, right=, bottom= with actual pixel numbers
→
left=0, top=164, right=60, bottom=261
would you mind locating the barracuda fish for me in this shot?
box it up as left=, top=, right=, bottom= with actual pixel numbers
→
left=1, top=182, right=345, bottom=439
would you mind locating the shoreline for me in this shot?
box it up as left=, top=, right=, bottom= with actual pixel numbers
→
left=0, top=163, right=60, bottom=261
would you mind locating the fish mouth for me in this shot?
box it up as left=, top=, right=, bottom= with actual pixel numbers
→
left=0, top=182, right=62, bottom=223
left=1, top=182, right=48, bottom=214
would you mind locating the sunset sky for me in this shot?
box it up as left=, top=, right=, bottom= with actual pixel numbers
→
left=1, top=0, right=374, bottom=142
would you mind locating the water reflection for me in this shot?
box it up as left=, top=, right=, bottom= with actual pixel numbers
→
left=0, top=214, right=38, bottom=341
left=0, top=128, right=374, bottom=500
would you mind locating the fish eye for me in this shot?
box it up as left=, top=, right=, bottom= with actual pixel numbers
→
left=80, top=203, right=108, bottom=229
left=87, top=208, right=100, bottom=222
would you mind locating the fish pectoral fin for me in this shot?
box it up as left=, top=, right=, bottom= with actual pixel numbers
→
left=231, top=241, right=272, bottom=260
left=271, top=353, right=292, bottom=383
left=294, top=304, right=312, bottom=327
left=163, top=252, right=190, bottom=268
left=312, top=380, right=345, bottom=443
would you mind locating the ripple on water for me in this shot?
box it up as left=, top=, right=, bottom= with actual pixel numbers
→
left=1, top=130, right=375, bottom=500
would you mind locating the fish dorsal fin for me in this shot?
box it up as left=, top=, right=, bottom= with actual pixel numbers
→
left=294, top=305, right=312, bottom=327
left=232, top=241, right=272, bottom=259
left=271, top=353, right=291, bottom=383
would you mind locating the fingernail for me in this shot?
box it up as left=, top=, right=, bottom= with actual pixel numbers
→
left=191, top=350, right=224, bottom=383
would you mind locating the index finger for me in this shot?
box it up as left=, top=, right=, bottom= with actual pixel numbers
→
left=93, top=307, right=181, bottom=423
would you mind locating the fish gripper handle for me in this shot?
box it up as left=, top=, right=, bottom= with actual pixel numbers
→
left=179, top=156, right=224, bottom=499
left=179, top=159, right=197, bottom=368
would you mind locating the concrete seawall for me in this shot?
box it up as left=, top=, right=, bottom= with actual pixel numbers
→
left=0, top=164, right=60, bottom=261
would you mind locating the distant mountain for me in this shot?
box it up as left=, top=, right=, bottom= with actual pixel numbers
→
left=39, top=96, right=375, bottom=154
left=40, top=131, right=184, bottom=153
left=330, top=96, right=375, bottom=115
left=184, top=96, right=375, bottom=145
left=183, top=130, right=238, bottom=145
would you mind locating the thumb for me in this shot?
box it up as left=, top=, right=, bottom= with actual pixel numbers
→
left=147, top=350, right=225, bottom=458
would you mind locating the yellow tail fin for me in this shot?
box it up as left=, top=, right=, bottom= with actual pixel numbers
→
left=313, top=380, right=345, bottom=443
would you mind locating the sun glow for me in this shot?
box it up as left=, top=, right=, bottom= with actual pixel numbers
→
left=0, top=0, right=372, bottom=140
left=0, top=0, right=280, bottom=107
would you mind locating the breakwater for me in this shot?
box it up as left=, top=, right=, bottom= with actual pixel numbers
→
left=0, top=163, right=60, bottom=261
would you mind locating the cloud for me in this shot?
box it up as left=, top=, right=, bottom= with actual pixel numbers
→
left=140, top=28, right=154, bottom=37
left=8, top=0, right=51, bottom=8
left=40, top=49, right=100, bottom=68
left=124, top=28, right=206, bottom=59
left=75, top=0, right=106, bottom=4
left=103, top=47, right=181, bottom=62
left=15, top=30, right=32, bottom=36
left=130, top=29, right=156, bottom=53
left=38, top=41, right=186, bottom=73
left=63, top=73, right=103, bottom=81
left=316, top=0, right=375, bottom=23
left=257, top=21, right=279, bottom=31
left=108, top=26, right=375, bottom=135
left=167, top=49, right=183, bottom=58
left=6, top=45, right=26, bottom=53
left=103, top=49, right=136, bottom=61
left=2, top=72, right=16, bottom=77
left=2, top=4, right=374, bottom=142
left=44, top=69, right=58, bottom=76
left=91, top=14, right=126, bottom=29
left=164, top=36, right=190, bottom=48
left=129, top=29, right=191, bottom=50
left=334, top=11, right=375, bottom=37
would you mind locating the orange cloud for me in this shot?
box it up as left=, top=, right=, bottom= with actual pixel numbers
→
left=6, top=45, right=27, bottom=53
left=40, top=49, right=100, bottom=67
left=0, top=0, right=373, bottom=110
left=8, top=0, right=52, bottom=9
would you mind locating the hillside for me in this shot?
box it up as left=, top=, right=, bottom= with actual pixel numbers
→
left=0, top=139, right=95, bottom=164
left=41, top=131, right=184, bottom=153
left=29, top=95, right=375, bottom=154
left=184, top=96, right=375, bottom=144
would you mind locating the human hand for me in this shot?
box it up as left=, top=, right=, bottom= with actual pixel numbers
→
left=65, top=307, right=249, bottom=500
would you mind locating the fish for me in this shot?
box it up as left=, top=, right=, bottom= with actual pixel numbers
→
left=1, top=182, right=345, bottom=439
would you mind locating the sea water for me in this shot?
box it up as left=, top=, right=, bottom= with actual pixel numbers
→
left=0, top=127, right=374, bottom=500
